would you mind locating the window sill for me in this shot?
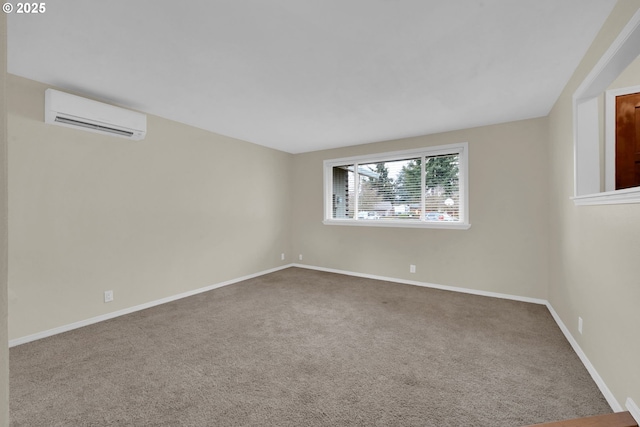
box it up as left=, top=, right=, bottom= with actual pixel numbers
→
left=572, top=187, right=640, bottom=206
left=322, top=219, right=471, bottom=230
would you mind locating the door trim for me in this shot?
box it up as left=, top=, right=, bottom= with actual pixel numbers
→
left=605, top=85, right=640, bottom=191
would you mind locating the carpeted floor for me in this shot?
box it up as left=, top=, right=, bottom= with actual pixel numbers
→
left=10, top=267, right=611, bottom=426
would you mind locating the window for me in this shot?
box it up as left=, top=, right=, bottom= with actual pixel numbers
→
left=323, top=143, right=469, bottom=229
left=573, top=8, right=640, bottom=205
left=605, top=85, right=640, bottom=192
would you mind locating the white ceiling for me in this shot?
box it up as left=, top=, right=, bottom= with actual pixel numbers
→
left=8, top=0, right=616, bottom=154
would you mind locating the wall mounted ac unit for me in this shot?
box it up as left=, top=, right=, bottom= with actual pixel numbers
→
left=45, top=89, right=147, bottom=140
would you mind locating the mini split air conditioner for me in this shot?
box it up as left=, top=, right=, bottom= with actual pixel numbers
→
left=45, top=89, right=147, bottom=140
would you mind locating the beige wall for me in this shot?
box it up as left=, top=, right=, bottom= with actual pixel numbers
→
left=548, top=0, right=640, bottom=410
left=292, top=117, right=550, bottom=300
left=7, top=75, right=293, bottom=340
left=1, top=12, right=8, bottom=427
left=610, top=55, right=640, bottom=90
left=7, top=0, right=640, bottom=418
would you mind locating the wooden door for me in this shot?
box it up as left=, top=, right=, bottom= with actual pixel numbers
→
left=616, top=92, right=640, bottom=190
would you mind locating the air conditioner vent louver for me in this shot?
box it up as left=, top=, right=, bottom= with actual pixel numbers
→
left=45, top=89, right=147, bottom=140
left=54, top=116, right=135, bottom=137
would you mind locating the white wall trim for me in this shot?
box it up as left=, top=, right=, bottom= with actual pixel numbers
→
left=293, top=263, right=624, bottom=412
left=322, top=219, right=471, bottom=230
left=545, top=303, right=622, bottom=412
left=9, top=264, right=294, bottom=347
left=573, top=8, right=640, bottom=101
left=604, top=84, right=640, bottom=192
left=626, top=398, right=640, bottom=424
left=291, top=263, right=547, bottom=305
left=9, top=262, right=626, bottom=415
left=572, top=8, right=640, bottom=199
left=571, top=186, right=640, bottom=206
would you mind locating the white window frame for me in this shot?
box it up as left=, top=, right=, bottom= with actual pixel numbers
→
left=572, top=8, right=640, bottom=206
left=323, top=142, right=470, bottom=229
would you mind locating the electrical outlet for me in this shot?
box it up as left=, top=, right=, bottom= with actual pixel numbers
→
left=104, top=290, right=114, bottom=303
left=578, top=317, right=583, bottom=334
left=281, top=253, right=285, bottom=261
left=299, top=254, right=303, bottom=261
left=410, top=264, right=416, bottom=273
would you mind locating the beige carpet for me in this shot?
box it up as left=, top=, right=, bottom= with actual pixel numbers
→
left=10, top=267, right=611, bottom=426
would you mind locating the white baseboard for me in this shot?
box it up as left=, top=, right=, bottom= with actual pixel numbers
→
left=291, top=263, right=547, bottom=305
left=9, top=264, right=294, bottom=348
left=9, top=262, right=628, bottom=416
left=626, top=398, right=640, bottom=424
left=292, top=263, right=624, bottom=412
left=544, top=303, right=622, bottom=412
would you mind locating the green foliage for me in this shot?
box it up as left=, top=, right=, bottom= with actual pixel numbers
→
left=425, top=155, right=458, bottom=196
left=369, top=162, right=395, bottom=202
left=356, top=156, right=459, bottom=216
left=394, top=159, right=421, bottom=203
left=359, top=162, right=394, bottom=211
